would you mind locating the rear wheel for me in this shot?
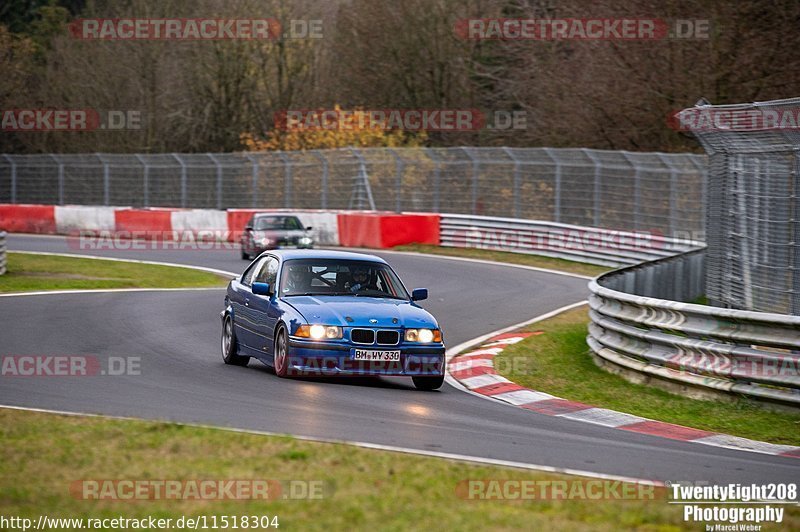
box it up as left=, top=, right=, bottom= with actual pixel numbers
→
left=221, top=315, right=249, bottom=367
left=274, top=326, right=289, bottom=377
left=240, top=248, right=250, bottom=260
left=413, top=375, right=444, bottom=391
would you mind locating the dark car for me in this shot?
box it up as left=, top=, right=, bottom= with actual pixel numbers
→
left=240, top=214, right=314, bottom=260
left=220, top=249, right=446, bottom=390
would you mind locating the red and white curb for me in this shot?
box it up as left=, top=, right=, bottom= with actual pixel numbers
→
left=448, top=332, right=800, bottom=460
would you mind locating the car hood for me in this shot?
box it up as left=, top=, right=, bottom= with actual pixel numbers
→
left=283, top=295, right=438, bottom=329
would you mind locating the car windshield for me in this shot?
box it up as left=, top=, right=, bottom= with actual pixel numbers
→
left=280, top=259, right=410, bottom=299
left=254, top=216, right=303, bottom=231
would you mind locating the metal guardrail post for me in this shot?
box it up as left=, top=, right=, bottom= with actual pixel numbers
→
left=543, top=148, right=561, bottom=223
left=208, top=153, right=223, bottom=210
left=134, top=154, right=149, bottom=207
left=461, top=147, right=479, bottom=215
left=97, top=153, right=110, bottom=206
left=387, top=148, right=404, bottom=213
left=51, top=154, right=64, bottom=205
left=425, top=148, right=441, bottom=213
left=278, top=152, right=293, bottom=209
left=311, top=150, right=328, bottom=210
left=620, top=151, right=641, bottom=231
left=244, top=154, right=259, bottom=209
left=583, top=149, right=602, bottom=227
left=0, top=231, right=6, bottom=276
left=172, top=153, right=187, bottom=208
left=3, top=155, right=16, bottom=203
left=502, top=147, right=521, bottom=219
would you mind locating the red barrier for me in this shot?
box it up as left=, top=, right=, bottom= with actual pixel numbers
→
left=226, top=209, right=262, bottom=243
left=0, top=204, right=56, bottom=233
left=114, top=209, right=173, bottom=236
left=337, top=213, right=440, bottom=248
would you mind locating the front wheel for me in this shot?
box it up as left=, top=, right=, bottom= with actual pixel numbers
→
left=413, top=375, right=444, bottom=391
left=221, top=315, right=249, bottom=367
left=273, top=326, right=290, bottom=378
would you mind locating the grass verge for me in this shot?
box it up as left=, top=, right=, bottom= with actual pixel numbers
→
left=0, top=408, right=733, bottom=531
left=495, top=306, right=800, bottom=446
left=392, top=244, right=609, bottom=277
left=0, top=252, right=227, bottom=292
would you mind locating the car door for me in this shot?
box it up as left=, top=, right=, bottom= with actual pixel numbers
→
left=232, top=256, right=268, bottom=349
left=249, top=256, right=281, bottom=356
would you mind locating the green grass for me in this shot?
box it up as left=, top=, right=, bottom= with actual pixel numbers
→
left=0, top=252, right=228, bottom=292
left=392, top=244, right=609, bottom=277
left=0, top=408, right=746, bottom=531
left=495, top=306, right=800, bottom=446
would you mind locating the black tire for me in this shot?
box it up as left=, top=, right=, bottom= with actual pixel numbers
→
left=241, top=248, right=250, bottom=260
left=273, top=326, right=290, bottom=378
left=412, top=374, right=445, bottom=391
left=221, top=315, right=249, bottom=366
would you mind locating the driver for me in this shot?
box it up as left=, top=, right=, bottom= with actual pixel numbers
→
left=284, top=264, right=311, bottom=293
left=349, top=265, right=377, bottom=293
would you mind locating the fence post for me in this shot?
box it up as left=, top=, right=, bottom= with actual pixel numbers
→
left=462, top=147, right=479, bottom=215
left=656, top=154, right=678, bottom=238
left=425, top=148, right=441, bottom=213
left=583, top=149, right=602, bottom=227
left=97, top=153, right=110, bottom=206
left=51, top=154, right=64, bottom=205
left=135, top=154, right=149, bottom=207
left=620, top=151, right=641, bottom=231
left=244, top=154, right=259, bottom=209
left=278, top=152, right=292, bottom=208
left=311, top=150, right=328, bottom=209
left=208, top=153, right=223, bottom=210
left=172, top=154, right=187, bottom=208
left=0, top=231, right=6, bottom=276
left=3, top=155, right=16, bottom=203
left=388, top=148, right=404, bottom=213
left=543, top=148, right=561, bottom=223
left=502, top=147, right=521, bottom=219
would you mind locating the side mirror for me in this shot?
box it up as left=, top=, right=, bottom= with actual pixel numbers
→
left=306, top=226, right=313, bottom=231
left=411, top=288, right=428, bottom=301
left=252, top=282, right=271, bottom=296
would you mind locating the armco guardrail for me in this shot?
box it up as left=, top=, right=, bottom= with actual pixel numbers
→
left=440, top=214, right=704, bottom=267
left=588, top=249, right=800, bottom=407
left=0, top=231, right=6, bottom=275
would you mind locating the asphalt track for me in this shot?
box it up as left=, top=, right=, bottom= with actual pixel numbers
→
left=2, top=234, right=798, bottom=484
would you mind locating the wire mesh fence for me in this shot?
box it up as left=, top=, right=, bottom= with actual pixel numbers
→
left=682, top=97, right=800, bottom=314
left=0, top=147, right=707, bottom=238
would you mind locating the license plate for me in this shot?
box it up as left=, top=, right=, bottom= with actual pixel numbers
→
left=353, top=349, right=401, bottom=361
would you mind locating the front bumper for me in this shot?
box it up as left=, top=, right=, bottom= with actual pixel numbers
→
left=286, top=338, right=445, bottom=377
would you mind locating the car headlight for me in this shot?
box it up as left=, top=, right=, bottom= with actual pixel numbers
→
left=298, top=236, right=312, bottom=245
left=259, top=237, right=272, bottom=246
left=295, top=324, right=343, bottom=340
left=405, top=328, right=442, bottom=343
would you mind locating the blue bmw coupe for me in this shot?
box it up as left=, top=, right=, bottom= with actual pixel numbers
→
left=220, top=249, right=446, bottom=390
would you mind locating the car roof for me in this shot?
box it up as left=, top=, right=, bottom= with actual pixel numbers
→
left=261, top=249, right=388, bottom=264
left=252, top=213, right=300, bottom=219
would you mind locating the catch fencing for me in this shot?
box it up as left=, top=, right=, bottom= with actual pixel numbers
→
left=681, top=97, right=800, bottom=314
left=588, top=248, right=800, bottom=407
left=0, top=148, right=706, bottom=240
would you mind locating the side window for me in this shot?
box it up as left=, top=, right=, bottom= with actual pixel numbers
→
left=263, top=257, right=279, bottom=287
left=254, top=256, right=279, bottom=285
left=242, top=257, right=267, bottom=286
